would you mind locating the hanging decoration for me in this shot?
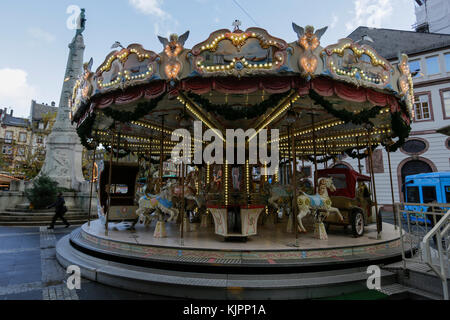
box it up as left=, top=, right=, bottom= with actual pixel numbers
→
left=186, top=91, right=291, bottom=121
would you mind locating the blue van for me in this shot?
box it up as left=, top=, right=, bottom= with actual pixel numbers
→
left=404, top=172, right=450, bottom=224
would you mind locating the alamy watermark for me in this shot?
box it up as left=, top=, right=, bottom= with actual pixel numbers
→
left=66, top=5, right=81, bottom=30
left=66, top=265, right=81, bottom=290
left=171, top=121, right=280, bottom=175
left=366, top=265, right=381, bottom=290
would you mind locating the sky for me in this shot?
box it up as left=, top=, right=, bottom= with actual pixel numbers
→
left=0, top=0, right=417, bottom=118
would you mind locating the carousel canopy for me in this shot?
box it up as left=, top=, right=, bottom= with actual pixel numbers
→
left=70, top=23, right=414, bottom=160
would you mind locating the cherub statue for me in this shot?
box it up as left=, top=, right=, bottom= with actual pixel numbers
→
left=81, top=58, right=94, bottom=99
left=292, top=23, right=328, bottom=75
left=158, top=31, right=190, bottom=80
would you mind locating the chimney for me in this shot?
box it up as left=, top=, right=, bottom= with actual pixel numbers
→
left=10, top=110, right=13, bottom=117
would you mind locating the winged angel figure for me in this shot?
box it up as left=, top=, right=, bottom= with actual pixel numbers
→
left=158, top=31, right=190, bottom=80
left=292, top=23, right=327, bottom=75
left=81, top=57, right=94, bottom=99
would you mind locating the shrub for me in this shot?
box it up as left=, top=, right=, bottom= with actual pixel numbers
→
left=25, top=175, right=59, bottom=209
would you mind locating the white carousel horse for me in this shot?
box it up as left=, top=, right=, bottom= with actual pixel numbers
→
left=297, top=177, right=344, bottom=233
left=136, top=183, right=179, bottom=223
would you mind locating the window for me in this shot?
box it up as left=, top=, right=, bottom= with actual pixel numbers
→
left=18, top=147, right=25, bottom=156
left=19, top=132, right=27, bottom=143
left=425, top=56, right=440, bottom=75
left=2, top=145, right=12, bottom=155
left=409, top=60, right=421, bottom=78
left=301, top=166, right=312, bottom=178
left=442, top=90, right=450, bottom=118
left=445, top=53, right=450, bottom=72
left=414, top=94, right=432, bottom=121
left=422, top=186, right=437, bottom=203
left=327, top=174, right=347, bottom=189
left=108, top=184, right=129, bottom=194
left=38, top=122, right=44, bottom=130
left=445, top=186, right=450, bottom=203
left=402, top=139, right=427, bottom=154
left=406, top=186, right=420, bottom=203
left=4, top=131, right=13, bottom=143
left=36, top=136, right=43, bottom=144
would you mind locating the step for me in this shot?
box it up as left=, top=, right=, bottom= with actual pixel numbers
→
left=0, top=220, right=88, bottom=226
left=56, top=233, right=397, bottom=300
left=5, top=208, right=86, bottom=214
left=376, top=283, right=442, bottom=300
left=1, top=211, right=90, bottom=217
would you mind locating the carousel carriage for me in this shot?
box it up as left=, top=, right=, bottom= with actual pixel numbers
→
left=71, top=21, right=413, bottom=242
left=317, top=168, right=374, bottom=237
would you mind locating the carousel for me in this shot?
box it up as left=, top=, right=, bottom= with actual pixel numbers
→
left=59, top=21, right=415, bottom=298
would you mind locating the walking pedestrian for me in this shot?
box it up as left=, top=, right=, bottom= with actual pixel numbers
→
left=47, top=192, right=70, bottom=229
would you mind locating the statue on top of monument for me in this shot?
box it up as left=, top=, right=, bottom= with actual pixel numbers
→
left=76, top=8, right=86, bottom=36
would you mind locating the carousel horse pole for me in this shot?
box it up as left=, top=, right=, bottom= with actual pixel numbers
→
left=154, top=115, right=168, bottom=238
left=105, top=126, right=115, bottom=236
left=87, top=139, right=97, bottom=228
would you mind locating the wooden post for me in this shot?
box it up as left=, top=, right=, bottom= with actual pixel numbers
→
left=87, top=142, right=97, bottom=227
left=367, top=129, right=381, bottom=238
left=386, top=142, right=398, bottom=230
left=180, top=161, right=185, bottom=245
left=311, top=112, right=318, bottom=193
left=291, top=128, right=299, bottom=246
left=356, top=137, right=362, bottom=174
left=105, top=128, right=115, bottom=236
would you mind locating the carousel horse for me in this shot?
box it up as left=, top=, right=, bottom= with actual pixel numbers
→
left=297, top=177, right=344, bottom=233
left=136, top=182, right=179, bottom=224
left=261, top=173, right=310, bottom=218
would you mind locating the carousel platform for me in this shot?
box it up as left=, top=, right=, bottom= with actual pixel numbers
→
left=56, top=219, right=407, bottom=299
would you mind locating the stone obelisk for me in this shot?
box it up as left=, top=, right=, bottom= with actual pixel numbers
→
left=38, top=10, right=87, bottom=191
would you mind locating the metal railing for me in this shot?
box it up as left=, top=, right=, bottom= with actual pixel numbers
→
left=423, top=209, right=450, bottom=300
left=395, top=202, right=450, bottom=300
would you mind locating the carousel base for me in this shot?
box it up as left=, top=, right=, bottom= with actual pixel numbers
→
left=56, top=220, right=405, bottom=299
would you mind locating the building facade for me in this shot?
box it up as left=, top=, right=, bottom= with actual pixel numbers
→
left=330, top=27, right=450, bottom=207
left=414, top=0, right=450, bottom=34
left=29, top=100, right=58, bottom=157
left=0, top=108, right=31, bottom=176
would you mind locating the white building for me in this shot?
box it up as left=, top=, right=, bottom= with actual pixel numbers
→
left=329, top=27, right=450, bottom=208
left=414, top=0, right=450, bottom=34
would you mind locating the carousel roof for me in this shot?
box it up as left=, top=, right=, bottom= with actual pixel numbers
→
left=70, top=23, right=414, bottom=159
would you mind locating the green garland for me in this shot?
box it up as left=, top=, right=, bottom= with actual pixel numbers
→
left=306, top=155, right=335, bottom=164
left=103, top=93, right=165, bottom=123
left=309, top=89, right=382, bottom=125
left=344, top=144, right=379, bottom=160
left=76, top=112, right=96, bottom=150
left=308, top=89, right=411, bottom=158
left=76, top=94, right=166, bottom=150
left=186, top=91, right=291, bottom=121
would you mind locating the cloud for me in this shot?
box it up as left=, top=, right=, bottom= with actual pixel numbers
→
left=128, top=0, right=179, bottom=36
left=345, top=0, right=393, bottom=31
left=330, top=14, right=339, bottom=29
left=27, top=27, right=55, bottom=43
left=129, top=0, right=167, bottom=17
left=0, top=69, right=37, bottom=118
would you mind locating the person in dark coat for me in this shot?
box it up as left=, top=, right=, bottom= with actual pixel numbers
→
left=47, top=192, right=70, bottom=229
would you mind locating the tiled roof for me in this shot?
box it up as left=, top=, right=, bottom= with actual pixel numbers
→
left=347, top=26, right=450, bottom=60
left=31, top=102, right=58, bottom=121
left=1, top=114, right=29, bottom=128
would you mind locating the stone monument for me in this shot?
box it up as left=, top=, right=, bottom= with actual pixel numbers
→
left=38, top=9, right=87, bottom=192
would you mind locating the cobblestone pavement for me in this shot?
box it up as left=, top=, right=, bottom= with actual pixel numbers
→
left=0, top=226, right=169, bottom=300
